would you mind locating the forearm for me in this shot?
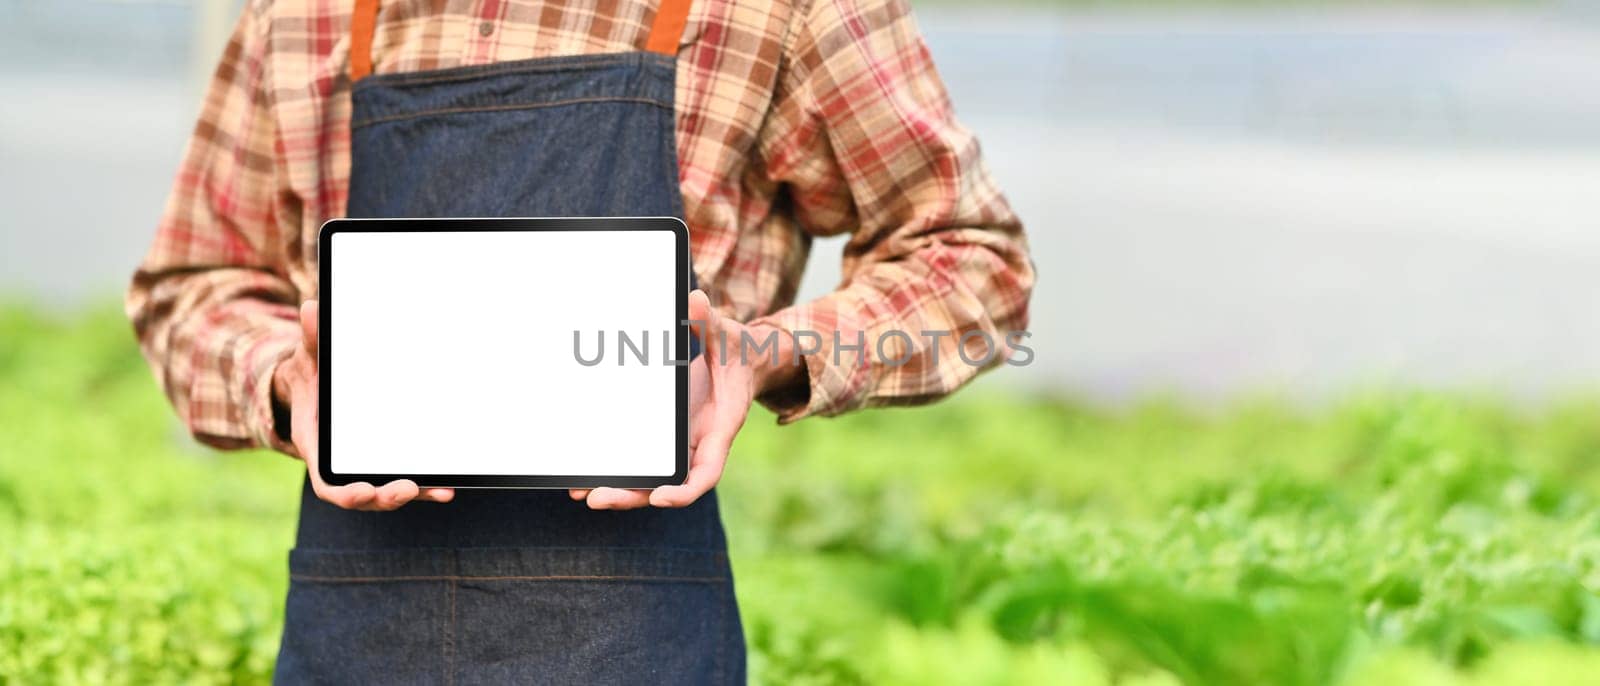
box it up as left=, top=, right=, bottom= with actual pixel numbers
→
left=749, top=225, right=1034, bottom=422
left=128, top=268, right=301, bottom=450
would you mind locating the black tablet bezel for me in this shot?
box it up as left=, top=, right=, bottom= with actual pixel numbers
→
left=316, top=217, right=690, bottom=489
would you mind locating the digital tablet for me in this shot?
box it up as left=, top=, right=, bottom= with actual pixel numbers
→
left=317, top=217, right=689, bottom=489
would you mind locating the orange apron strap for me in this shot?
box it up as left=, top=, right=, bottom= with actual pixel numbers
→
left=350, top=0, right=380, bottom=81
left=645, top=0, right=693, bottom=56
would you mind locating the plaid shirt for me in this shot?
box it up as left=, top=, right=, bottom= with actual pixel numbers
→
left=128, top=0, right=1033, bottom=451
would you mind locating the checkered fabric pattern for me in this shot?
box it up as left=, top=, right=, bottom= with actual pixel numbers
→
left=127, top=0, right=1034, bottom=451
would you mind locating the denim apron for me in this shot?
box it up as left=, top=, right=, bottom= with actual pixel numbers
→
left=274, top=1, right=744, bottom=683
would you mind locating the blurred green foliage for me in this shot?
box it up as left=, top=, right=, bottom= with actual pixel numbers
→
left=3, top=304, right=1600, bottom=684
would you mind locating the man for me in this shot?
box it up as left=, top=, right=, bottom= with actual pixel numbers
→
left=129, top=0, right=1032, bottom=681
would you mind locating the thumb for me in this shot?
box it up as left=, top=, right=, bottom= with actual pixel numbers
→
left=687, top=289, right=715, bottom=346
left=300, top=300, right=319, bottom=357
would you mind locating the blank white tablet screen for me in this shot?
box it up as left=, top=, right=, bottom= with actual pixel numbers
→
left=329, top=229, right=677, bottom=476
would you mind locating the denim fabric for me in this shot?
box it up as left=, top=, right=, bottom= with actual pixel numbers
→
left=276, top=51, right=742, bottom=684
left=277, top=544, right=739, bottom=685
left=346, top=53, right=682, bottom=220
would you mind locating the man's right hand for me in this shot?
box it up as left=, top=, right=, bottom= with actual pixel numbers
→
left=272, top=300, right=455, bottom=510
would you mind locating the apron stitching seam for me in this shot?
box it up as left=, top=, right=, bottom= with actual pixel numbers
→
left=445, top=578, right=456, bottom=686
left=664, top=96, right=683, bottom=215
left=354, top=53, right=664, bottom=90
left=716, top=578, right=726, bottom=684
left=351, top=96, right=674, bottom=129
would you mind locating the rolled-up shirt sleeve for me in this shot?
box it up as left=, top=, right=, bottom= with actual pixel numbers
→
left=749, top=0, right=1035, bottom=422
left=126, top=4, right=303, bottom=452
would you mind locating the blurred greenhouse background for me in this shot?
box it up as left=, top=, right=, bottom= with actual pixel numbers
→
left=3, top=0, right=1600, bottom=684
left=4, top=0, right=1600, bottom=399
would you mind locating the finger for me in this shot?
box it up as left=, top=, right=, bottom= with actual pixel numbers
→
left=651, top=430, right=732, bottom=508
left=316, top=481, right=377, bottom=510
left=299, top=300, right=319, bottom=358
left=587, top=487, right=651, bottom=510
left=585, top=487, right=651, bottom=510
left=688, top=290, right=716, bottom=360
left=340, top=483, right=379, bottom=510
left=687, top=289, right=712, bottom=339
left=366, top=480, right=421, bottom=511
left=417, top=488, right=455, bottom=503
left=569, top=489, right=591, bottom=501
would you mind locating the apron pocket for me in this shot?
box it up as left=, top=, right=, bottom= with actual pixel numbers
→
left=454, top=574, right=737, bottom=684
left=277, top=549, right=454, bottom=685
left=278, top=547, right=739, bottom=685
